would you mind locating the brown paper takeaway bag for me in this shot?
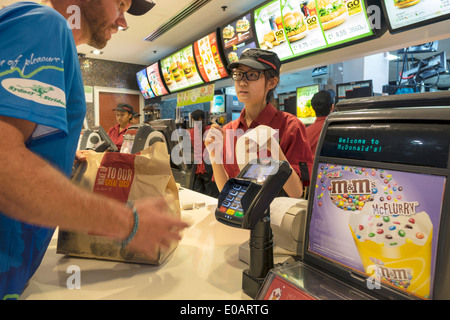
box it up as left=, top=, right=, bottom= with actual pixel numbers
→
left=57, top=142, right=181, bottom=265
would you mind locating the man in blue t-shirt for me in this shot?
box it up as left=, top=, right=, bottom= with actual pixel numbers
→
left=0, top=0, right=187, bottom=299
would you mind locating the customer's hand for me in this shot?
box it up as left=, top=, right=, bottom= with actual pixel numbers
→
left=75, top=149, right=95, bottom=162
left=127, top=196, right=189, bottom=259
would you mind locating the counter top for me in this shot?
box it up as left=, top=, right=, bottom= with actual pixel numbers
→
left=20, top=188, right=253, bottom=300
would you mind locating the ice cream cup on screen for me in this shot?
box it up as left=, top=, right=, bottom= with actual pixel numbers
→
left=349, top=210, right=433, bottom=298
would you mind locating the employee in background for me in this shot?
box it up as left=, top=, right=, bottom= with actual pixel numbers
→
left=205, top=49, right=313, bottom=198
left=107, top=103, right=134, bottom=150
left=306, top=90, right=335, bottom=158
left=0, top=0, right=187, bottom=300
left=189, top=109, right=219, bottom=197
left=131, top=111, right=141, bottom=125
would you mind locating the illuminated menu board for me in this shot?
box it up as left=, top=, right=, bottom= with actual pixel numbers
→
left=254, top=0, right=374, bottom=61
left=220, top=13, right=258, bottom=64
left=193, top=31, right=228, bottom=82
left=146, top=62, right=169, bottom=97
left=297, top=84, right=320, bottom=124
left=136, top=69, right=155, bottom=99
left=160, top=45, right=204, bottom=93
left=382, top=0, right=450, bottom=33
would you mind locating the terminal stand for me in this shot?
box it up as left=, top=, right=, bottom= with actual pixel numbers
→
left=242, top=208, right=274, bottom=299
left=214, top=159, right=292, bottom=299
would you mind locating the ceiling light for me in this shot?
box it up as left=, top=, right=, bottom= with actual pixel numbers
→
left=387, top=53, right=399, bottom=61
left=91, top=50, right=103, bottom=55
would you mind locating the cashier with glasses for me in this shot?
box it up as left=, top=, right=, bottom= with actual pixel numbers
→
left=205, top=48, right=313, bottom=198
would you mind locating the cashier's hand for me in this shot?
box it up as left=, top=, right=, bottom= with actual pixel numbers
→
left=127, top=197, right=189, bottom=258
left=204, top=123, right=225, bottom=164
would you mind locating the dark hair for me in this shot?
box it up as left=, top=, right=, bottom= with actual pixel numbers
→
left=264, top=68, right=279, bottom=106
left=191, top=109, right=205, bottom=121
left=311, top=90, right=334, bottom=117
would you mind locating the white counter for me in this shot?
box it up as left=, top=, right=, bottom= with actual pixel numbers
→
left=20, top=188, right=253, bottom=300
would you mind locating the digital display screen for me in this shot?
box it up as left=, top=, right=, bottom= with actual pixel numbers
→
left=160, top=45, right=204, bottom=93
left=319, top=122, right=450, bottom=168
left=253, top=0, right=374, bottom=61
left=336, top=80, right=372, bottom=103
left=146, top=62, right=169, bottom=97
left=194, top=31, right=229, bottom=82
left=243, top=163, right=276, bottom=183
left=136, top=69, right=155, bottom=99
left=210, top=94, right=225, bottom=113
left=382, top=0, right=450, bottom=33
left=308, top=161, right=445, bottom=299
left=296, top=84, right=320, bottom=124
left=220, top=13, right=258, bottom=64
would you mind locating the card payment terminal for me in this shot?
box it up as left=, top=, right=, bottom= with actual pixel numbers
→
left=215, top=158, right=292, bottom=298
left=215, top=159, right=292, bottom=229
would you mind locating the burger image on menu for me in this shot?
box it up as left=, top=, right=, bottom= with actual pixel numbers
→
left=223, top=25, right=235, bottom=39
left=236, top=17, right=250, bottom=33
left=394, top=0, right=421, bottom=8
left=170, top=62, right=182, bottom=82
left=228, top=51, right=239, bottom=62
left=284, top=11, right=308, bottom=42
left=163, top=71, right=173, bottom=85
left=183, top=62, right=193, bottom=78
left=183, top=56, right=197, bottom=79
left=317, top=0, right=347, bottom=31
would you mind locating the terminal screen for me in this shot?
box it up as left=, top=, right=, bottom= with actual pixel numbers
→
left=307, top=162, right=446, bottom=299
left=242, top=163, right=276, bottom=183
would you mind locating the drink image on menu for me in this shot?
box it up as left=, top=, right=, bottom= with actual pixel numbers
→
left=301, top=0, right=319, bottom=30
left=394, top=0, right=421, bottom=8
left=317, top=0, right=348, bottom=30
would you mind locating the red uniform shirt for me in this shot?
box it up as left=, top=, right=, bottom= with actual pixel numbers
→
left=107, top=123, right=130, bottom=151
left=221, top=103, right=313, bottom=185
left=306, top=116, right=327, bottom=157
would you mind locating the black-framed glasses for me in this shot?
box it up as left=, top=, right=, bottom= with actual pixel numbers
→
left=231, top=70, right=264, bottom=81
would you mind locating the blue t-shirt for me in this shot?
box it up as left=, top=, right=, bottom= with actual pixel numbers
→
left=0, top=2, right=86, bottom=299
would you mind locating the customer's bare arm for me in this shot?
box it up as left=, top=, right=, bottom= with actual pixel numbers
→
left=0, top=116, right=187, bottom=256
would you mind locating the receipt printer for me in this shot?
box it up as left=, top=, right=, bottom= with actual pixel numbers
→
left=271, top=198, right=307, bottom=256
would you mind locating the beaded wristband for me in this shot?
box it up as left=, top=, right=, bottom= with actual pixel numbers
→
left=122, top=201, right=139, bottom=247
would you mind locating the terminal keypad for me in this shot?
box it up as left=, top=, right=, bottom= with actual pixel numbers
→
left=218, top=183, right=247, bottom=218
